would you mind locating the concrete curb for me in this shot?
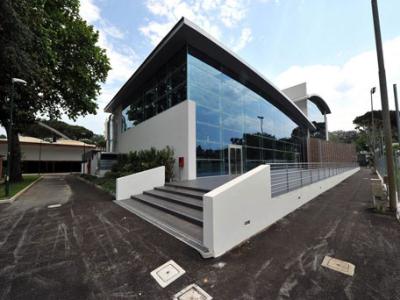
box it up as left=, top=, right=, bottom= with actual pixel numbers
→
left=0, top=176, right=43, bottom=204
left=75, top=175, right=116, bottom=199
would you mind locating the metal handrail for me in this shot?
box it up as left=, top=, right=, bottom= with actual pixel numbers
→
left=269, top=162, right=357, bottom=197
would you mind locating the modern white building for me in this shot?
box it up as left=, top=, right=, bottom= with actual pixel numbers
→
left=104, top=18, right=356, bottom=258
left=104, top=18, right=331, bottom=182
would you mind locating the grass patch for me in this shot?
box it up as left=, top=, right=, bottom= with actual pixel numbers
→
left=80, top=174, right=115, bottom=194
left=0, top=175, right=40, bottom=200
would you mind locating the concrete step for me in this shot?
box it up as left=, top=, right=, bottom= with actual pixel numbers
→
left=132, top=194, right=203, bottom=225
left=165, top=182, right=210, bottom=193
left=144, top=189, right=203, bottom=209
left=115, top=198, right=210, bottom=257
left=154, top=186, right=204, bottom=199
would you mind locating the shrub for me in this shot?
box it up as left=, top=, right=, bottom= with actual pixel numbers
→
left=106, top=146, right=175, bottom=181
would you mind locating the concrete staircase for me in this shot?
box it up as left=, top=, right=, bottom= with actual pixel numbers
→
left=115, top=182, right=211, bottom=257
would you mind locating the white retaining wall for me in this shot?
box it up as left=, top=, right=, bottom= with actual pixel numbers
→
left=203, top=166, right=360, bottom=257
left=115, top=100, right=196, bottom=181
left=203, top=165, right=271, bottom=257
left=116, top=166, right=165, bottom=200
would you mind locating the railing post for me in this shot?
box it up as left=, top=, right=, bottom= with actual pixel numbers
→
left=286, top=164, right=289, bottom=192
left=318, top=164, right=320, bottom=181
left=300, top=166, right=303, bottom=187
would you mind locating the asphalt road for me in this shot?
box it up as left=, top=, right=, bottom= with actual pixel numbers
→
left=0, top=170, right=399, bottom=299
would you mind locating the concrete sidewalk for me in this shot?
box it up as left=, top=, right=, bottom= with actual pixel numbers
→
left=0, top=169, right=399, bottom=299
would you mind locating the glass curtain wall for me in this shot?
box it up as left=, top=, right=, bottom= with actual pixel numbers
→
left=188, top=52, right=307, bottom=177
left=120, top=46, right=307, bottom=177
left=120, top=48, right=187, bottom=132
left=308, top=101, right=326, bottom=139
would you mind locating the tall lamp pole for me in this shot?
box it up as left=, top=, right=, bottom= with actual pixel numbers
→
left=371, top=0, right=397, bottom=211
left=394, top=84, right=400, bottom=145
left=257, top=116, right=264, bottom=135
left=370, top=87, right=376, bottom=158
left=5, top=78, right=27, bottom=197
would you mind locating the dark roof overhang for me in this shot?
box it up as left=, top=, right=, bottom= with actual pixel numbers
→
left=104, top=18, right=316, bottom=130
left=294, top=94, right=332, bottom=115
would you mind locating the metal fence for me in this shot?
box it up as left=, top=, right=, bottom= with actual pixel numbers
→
left=270, top=162, right=358, bottom=197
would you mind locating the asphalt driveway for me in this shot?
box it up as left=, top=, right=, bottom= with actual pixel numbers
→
left=0, top=170, right=399, bottom=299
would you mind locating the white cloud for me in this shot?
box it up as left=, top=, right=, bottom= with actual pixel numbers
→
left=79, top=0, right=101, bottom=23
left=140, top=0, right=250, bottom=51
left=232, top=27, right=252, bottom=51
left=220, top=0, right=247, bottom=27
left=275, top=36, right=400, bottom=131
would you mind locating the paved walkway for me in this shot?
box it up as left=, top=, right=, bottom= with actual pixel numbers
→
left=0, top=170, right=399, bottom=299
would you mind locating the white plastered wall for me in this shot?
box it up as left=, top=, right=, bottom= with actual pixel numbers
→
left=116, top=166, right=165, bottom=200
left=115, top=100, right=196, bottom=181
left=203, top=165, right=360, bottom=257
left=0, top=143, right=88, bottom=162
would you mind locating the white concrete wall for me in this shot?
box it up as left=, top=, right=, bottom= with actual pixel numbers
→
left=203, top=165, right=360, bottom=257
left=282, top=82, right=307, bottom=100
left=203, top=165, right=271, bottom=257
left=0, top=143, right=89, bottom=162
left=294, top=99, right=308, bottom=116
left=116, top=166, right=165, bottom=200
left=115, top=100, right=196, bottom=181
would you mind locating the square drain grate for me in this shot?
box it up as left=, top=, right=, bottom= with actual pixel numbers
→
left=321, top=256, right=355, bottom=276
left=150, top=260, right=185, bottom=288
left=173, top=284, right=212, bottom=300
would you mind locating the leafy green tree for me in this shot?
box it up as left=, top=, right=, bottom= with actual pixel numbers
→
left=0, top=0, right=110, bottom=181
left=352, top=110, right=400, bottom=153
left=20, top=119, right=106, bottom=148
left=22, top=119, right=94, bottom=140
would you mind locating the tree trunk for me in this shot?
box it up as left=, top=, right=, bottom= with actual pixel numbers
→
left=6, top=128, right=23, bottom=183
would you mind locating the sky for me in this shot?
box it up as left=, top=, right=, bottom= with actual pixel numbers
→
left=3, top=0, right=400, bottom=136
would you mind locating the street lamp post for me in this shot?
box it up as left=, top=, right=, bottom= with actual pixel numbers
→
left=370, top=87, right=376, bottom=159
left=257, top=116, right=264, bottom=135
left=5, top=78, right=27, bottom=197
left=394, top=84, right=400, bottom=144
left=371, top=0, right=397, bottom=211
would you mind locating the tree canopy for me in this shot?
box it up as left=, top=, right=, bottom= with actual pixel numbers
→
left=0, top=0, right=110, bottom=180
left=353, top=110, right=398, bottom=132
left=20, top=119, right=106, bottom=148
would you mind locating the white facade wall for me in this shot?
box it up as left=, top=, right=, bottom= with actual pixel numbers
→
left=0, top=143, right=90, bottom=162
left=116, top=166, right=165, bottom=200
left=114, top=100, right=196, bottom=181
left=203, top=165, right=271, bottom=257
left=282, top=82, right=307, bottom=100
left=203, top=165, right=360, bottom=257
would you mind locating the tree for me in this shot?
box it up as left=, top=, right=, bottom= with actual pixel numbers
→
left=0, top=0, right=110, bottom=181
left=22, top=119, right=94, bottom=141
left=352, top=110, right=400, bottom=153
left=20, top=119, right=106, bottom=148
left=329, top=130, right=359, bottom=144
left=353, top=110, right=398, bottom=140
left=329, top=130, right=367, bottom=152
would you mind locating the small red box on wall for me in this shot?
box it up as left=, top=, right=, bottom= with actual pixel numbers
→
left=179, top=157, right=184, bottom=168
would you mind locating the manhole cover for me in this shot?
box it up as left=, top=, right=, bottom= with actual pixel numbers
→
left=48, top=204, right=62, bottom=209
left=321, top=256, right=355, bottom=276
left=150, top=260, right=185, bottom=288
left=173, top=284, right=212, bottom=300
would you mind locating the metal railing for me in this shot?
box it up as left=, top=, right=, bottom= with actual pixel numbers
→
left=270, top=162, right=358, bottom=197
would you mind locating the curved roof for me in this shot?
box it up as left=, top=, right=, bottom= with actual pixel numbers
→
left=104, top=18, right=316, bottom=130
left=308, top=94, right=331, bottom=114
left=294, top=94, right=331, bottom=114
